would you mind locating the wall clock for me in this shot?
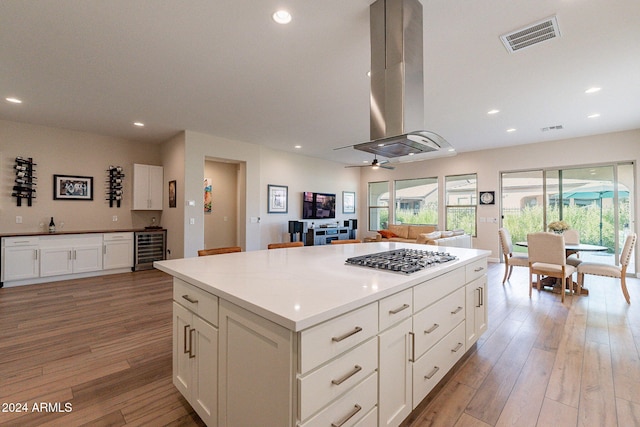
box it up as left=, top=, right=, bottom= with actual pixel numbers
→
left=479, top=191, right=495, bottom=205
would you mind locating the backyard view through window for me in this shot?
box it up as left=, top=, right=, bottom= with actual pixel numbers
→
left=368, top=181, right=389, bottom=231
left=501, top=163, right=635, bottom=272
left=394, top=177, right=438, bottom=225
left=445, top=173, right=477, bottom=236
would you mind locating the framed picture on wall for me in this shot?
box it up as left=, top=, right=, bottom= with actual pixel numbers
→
left=204, top=178, right=212, bottom=213
left=268, top=184, right=288, bottom=213
left=53, top=174, right=93, bottom=201
left=343, top=191, right=355, bottom=214
left=169, top=180, right=177, bottom=208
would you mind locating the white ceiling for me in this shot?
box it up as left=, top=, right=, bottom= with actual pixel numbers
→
left=1, top=0, right=639, bottom=166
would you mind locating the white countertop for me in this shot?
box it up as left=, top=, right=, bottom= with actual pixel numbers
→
left=155, top=242, right=490, bottom=331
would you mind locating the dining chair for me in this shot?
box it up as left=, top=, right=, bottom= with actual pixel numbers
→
left=267, top=241, right=304, bottom=249
left=198, top=246, right=242, bottom=256
left=527, top=232, right=577, bottom=303
left=577, top=233, right=637, bottom=304
left=330, top=239, right=361, bottom=244
left=563, top=229, right=582, bottom=267
left=498, top=228, right=529, bottom=284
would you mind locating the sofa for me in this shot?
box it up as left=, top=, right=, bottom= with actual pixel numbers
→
left=376, top=224, right=472, bottom=248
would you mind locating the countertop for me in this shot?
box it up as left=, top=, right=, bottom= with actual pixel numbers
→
left=0, top=228, right=166, bottom=238
left=154, top=242, right=490, bottom=332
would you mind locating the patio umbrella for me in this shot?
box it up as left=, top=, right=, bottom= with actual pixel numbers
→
left=562, top=182, right=630, bottom=245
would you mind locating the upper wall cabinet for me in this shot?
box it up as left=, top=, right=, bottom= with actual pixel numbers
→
left=133, top=164, right=164, bottom=210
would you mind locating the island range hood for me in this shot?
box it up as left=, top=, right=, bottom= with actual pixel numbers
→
left=354, top=0, right=453, bottom=160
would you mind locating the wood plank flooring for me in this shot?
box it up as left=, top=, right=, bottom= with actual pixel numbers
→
left=1, top=263, right=640, bottom=426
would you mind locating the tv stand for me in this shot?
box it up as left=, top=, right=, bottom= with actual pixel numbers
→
left=305, top=226, right=350, bottom=246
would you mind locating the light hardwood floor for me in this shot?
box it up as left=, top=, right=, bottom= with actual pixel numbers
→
left=1, top=263, right=640, bottom=426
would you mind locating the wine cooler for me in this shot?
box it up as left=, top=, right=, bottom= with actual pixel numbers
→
left=134, top=229, right=167, bottom=271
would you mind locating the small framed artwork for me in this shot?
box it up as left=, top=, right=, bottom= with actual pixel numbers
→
left=53, top=174, right=93, bottom=201
left=268, top=184, right=288, bottom=213
left=343, top=191, right=356, bottom=214
left=204, top=178, right=212, bottom=213
left=168, top=180, right=177, bottom=208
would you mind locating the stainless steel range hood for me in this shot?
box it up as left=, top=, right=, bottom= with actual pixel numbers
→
left=355, top=0, right=453, bottom=160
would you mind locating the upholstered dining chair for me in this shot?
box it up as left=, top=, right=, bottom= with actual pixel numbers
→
left=198, top=246, right=242, bottom=256
left=527, top=232, right=577, bottom=303
left=563, top=229, right=582, bottom=267
left=577, top=233, right=637, bottom=304
left=498, top=228, right=529, bottom=284
left=330, top=239, right=361, bottom=244
left=267, top=242, right=304, bottom=249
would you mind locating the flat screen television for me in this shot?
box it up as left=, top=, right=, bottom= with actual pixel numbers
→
left=302, top=192, right=336, bottom=219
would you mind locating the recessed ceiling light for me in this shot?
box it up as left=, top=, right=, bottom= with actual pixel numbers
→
left=448, top=148, right=455, bottom=152
left=294, top=145, right=302, bottom=149
left=487, top=109, right=500, bottom=115
left=585, top=87, right=601, bottom=94
left=506, top=128, right=516, bottom=133
left=588, top=113, right=600, bottom=119
left=133, top=122, right=145, bottom=127
left=6, top=97, right=22, bottom=104
left=272, top=10, right=292, bottom=24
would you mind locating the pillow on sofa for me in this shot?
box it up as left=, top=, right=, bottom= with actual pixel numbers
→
left=388, top=224, right=409, bottom=239
left=452, top=229, right=465, bottom=236
left=416, top=231, right=441, bottom=244
left=441, top=230, right=454, bottom=237
left=378, top=230, right=397, bottom=239
left=407, top=225, right=437, bottom=240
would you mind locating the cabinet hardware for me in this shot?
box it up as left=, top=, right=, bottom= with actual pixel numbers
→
left=388, top=303, right=410, bottom=315
left=451, top=306, right=463, bottom=315
left=477, top=288, right=482, bottom=308
left=474, top=266, right=484, bottom=272
left=480, top=287, right=484, bottom=306
left=425, top=366, right=440, bottom=380
left=331, top=365, right=362, bottom=386
left=182, top=295, right=199, bottom=304
left=331, top=404, right=362, bottom=427
left=331, top=326, right=362, bottom=342
left=451, top=342, right=463, bottom=353
left=183, top=325, right=190, bottom=354
left=34, top=249, right=38, bottom=260
left=189, top=328, right=196, bottom=359
left=409, top=331, right=415, bottom=362
left=425, top=323, right=439, bottom=334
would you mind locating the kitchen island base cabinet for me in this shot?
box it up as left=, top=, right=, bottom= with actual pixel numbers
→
left=378, top=317, right=412, bottom=427
left=219, top=300, right=294, bottom=427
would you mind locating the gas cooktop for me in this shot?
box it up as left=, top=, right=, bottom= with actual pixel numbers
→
left=344, top=248, right=457, bottom=275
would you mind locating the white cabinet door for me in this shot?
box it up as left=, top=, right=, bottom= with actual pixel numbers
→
left=378, top=317, right=412, bottom=427
left=2, top=245, right=39, bottom=281
left=173, top=302, right=193, bottom=399
left=40, top=247, right=74, bottom=277
left=103, top=239, right=133, bottom=269
left=465, top=276, right=487, bottom=347
left=133, top=164, right=163, bottom=210
left=73, top=245, right=103, bottom=273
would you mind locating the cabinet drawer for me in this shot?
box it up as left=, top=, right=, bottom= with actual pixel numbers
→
left=413, top=267, right=465, bottom=312
left=412, top=321, right=466, bottom=406
left=466, top=258, right=488, bottom=282
left=379, top=288, right=412, bottom=331
left=2, top=237, right=39, bottom=247
left=413, top=287, right=465, bottom=359
left=103, top=232, right=133, bottom=241
left=299, top=303, right=378, bottom=374
left=173, top=278, right=219, bottom=326
left=300, top=372, right=377, bottom=427
left=299, top=338, right=377, bottom=421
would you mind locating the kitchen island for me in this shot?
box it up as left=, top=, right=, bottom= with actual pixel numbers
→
left=155, top=242, right=490, bottom=427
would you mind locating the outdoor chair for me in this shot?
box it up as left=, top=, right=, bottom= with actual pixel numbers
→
left=577, top=233, right=636, bottom=304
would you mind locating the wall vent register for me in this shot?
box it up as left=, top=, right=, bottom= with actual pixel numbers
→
left=345, top=248, right=456, bottom=274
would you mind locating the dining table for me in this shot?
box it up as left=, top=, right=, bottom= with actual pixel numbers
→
left=514, top=241, right=608, bottom=295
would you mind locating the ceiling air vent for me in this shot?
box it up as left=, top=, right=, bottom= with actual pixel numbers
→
left=500, top=16, right=560, bottom=53
left=542, top=125, right=564, bottom=132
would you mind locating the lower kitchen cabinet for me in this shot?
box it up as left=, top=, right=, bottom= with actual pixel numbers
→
left=378, top=317, right=412, bottom=427
left=103, top=232, right=134, bottom=270
left=465, top=276, right=488, bottom=347
left=1, top=237, right=39, bottom=282
left=39, top=235, right=103, bottom=277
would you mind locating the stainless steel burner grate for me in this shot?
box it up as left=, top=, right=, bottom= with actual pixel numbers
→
left=344, top=248, right=457, bottom=274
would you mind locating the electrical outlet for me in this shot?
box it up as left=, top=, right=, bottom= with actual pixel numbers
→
left=112, top=215, right=118, bottom=222
left=16, top=216, right=22, bottom=224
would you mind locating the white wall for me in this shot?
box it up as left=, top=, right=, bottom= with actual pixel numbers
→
left=360, top=129, right=640, bottom=261
left=161, top=132, right=186, bottom=259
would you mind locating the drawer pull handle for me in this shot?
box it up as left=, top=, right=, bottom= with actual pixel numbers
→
left=332, top=326, right=362, bottom=343
left=425, top=366, right=440, bottom=380
left=474, top=266, right=485, bottom=272
left=331, top=365, right=362, bottom=386
left=451, top=342, right=463, bottom=353
left=451, top=306, right=463, bottom=315
left=182, top=295, right=199, bottom=304
left=189, top=328, right=196, bottom=359
left=425, top=323, right=439, bottom=334
left=389, top=303, right=410, bottom=315
left=331, top=404, right=362, bottom=427
left=183, top=325, right=191, bottom=354
left=409, top=331, right=415, bottom=362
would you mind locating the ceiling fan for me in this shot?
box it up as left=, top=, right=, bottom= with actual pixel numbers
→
left=345, top=156, right=395, bottom=170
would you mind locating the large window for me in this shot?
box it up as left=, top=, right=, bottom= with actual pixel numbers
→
left=368, top=181, right=389, bottom=231
left=445, top=173, right=477, bottom=236
left=394, top=177, right=438, bottom=225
